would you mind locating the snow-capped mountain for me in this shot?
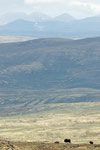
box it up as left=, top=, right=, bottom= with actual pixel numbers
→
left=55, top=13, right=75, bottom=22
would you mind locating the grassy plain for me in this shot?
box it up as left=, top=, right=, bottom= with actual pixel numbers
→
left=0, top=102, right=100, bottom=144
left=0, top=36, right=33, bottom=43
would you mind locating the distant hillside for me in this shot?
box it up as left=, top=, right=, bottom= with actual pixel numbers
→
left=0, top=37, right=100, bottom=89
left=0, top=37, right=100, bottom=115
left=0, top=19, right=38, bottom=37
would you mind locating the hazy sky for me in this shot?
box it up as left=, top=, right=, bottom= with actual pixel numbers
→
left=1, top=0, right=100, bottom=18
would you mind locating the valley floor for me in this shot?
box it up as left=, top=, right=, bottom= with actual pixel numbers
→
left=0, top=102, right=100, bottom=144
left=0, top=102, right=100, bottom=150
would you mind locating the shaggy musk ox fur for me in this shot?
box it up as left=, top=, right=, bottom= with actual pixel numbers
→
left=89, top=141, right=94, bottom=144
left=54, top=141, right=59, bottom=144
left=64, top=139, right=71, bottom=143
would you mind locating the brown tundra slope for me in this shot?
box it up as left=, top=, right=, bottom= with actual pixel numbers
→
left=0, top=139, right=19, bottom=150
left=0, top=140, right=100, bottom=150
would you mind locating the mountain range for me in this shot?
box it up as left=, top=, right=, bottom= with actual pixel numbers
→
left=0, top=12, right=75, bottom=25
left=0, top=13, right=100, bottom=38
left=0, top=15, right=100, bottom=38
left=0, top=12, right=52, bottom=25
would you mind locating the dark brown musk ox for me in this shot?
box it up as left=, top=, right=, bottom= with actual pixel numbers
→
left=64, top=139, right=71, bottom=143
left=89, top=141, right=94, bottom=144
left=54, top=141, right=59, bottom=144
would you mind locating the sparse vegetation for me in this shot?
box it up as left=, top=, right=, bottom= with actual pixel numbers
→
left=0, top=37, right=100, bottom=150
left=0, top=88, right=100, bottom=116
left=0, top=104, right=100, bottom=144
left=0, top=140, right=100, bottom=150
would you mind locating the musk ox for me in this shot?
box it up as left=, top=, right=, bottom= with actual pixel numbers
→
left=64, top=139, right=71, bottom=143
left=89, top=141, right=94, bottom=144
left=55, top=141, right=59, bottom=144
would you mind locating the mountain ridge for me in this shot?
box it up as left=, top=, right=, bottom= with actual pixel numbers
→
left=0, top=37, right=100, bottom=89
left=1, top=15, right=100, bottom=38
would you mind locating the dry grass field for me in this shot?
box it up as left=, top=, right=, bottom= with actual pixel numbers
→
left=0, top=36, right=33, bottom=43
left=0, top=102, right=100, bottom=145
